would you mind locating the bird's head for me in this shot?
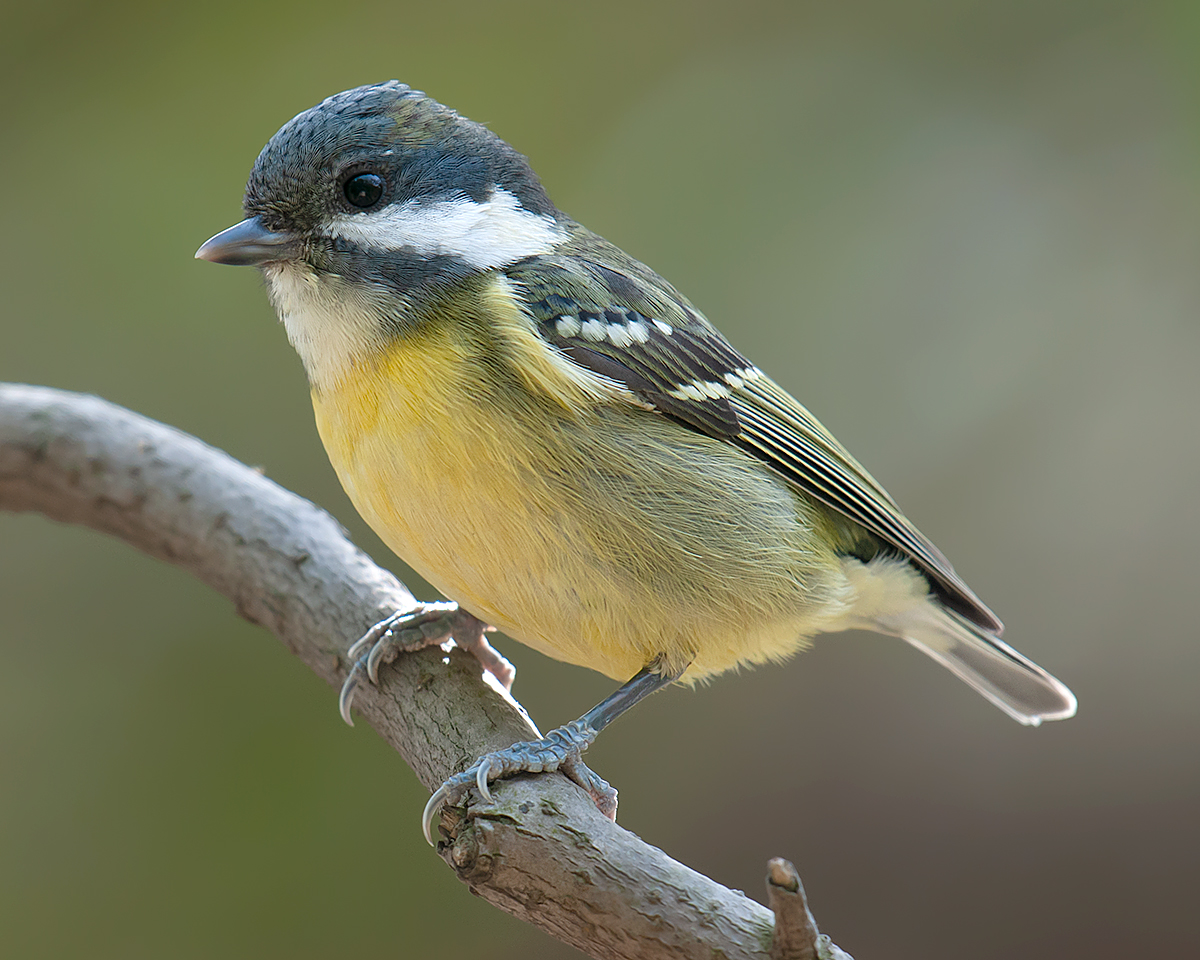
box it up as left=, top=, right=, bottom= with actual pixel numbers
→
left=196, top=82, right=566, bottom=386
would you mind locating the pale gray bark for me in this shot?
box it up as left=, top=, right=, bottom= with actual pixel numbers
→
left=0, top=382, right=851, bottom=960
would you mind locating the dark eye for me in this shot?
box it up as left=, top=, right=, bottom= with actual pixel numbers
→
left=344, top=172, right=384, bottom=208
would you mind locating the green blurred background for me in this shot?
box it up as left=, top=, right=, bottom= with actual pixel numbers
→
left=2, top=1, right=1198, bottom=957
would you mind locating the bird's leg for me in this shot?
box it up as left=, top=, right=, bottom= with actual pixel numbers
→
left=422, top=658, right=687, bottom=845
left=338, top=604, right=513, bottom=725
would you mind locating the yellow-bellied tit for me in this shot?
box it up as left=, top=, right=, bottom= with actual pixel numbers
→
left=197, top=82, right=1076, bottom=843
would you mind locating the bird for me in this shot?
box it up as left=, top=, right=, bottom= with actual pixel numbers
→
left=196, top=81, right=1076, bottom=844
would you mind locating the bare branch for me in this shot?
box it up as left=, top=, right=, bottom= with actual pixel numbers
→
left=0, top=382, right=852, bottom=960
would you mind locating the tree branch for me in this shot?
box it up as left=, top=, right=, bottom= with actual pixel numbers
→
left=0, top=382, right=852, bottom=960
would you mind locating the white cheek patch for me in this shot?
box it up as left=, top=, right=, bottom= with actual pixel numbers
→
left=326, top=186, right=565, bottom=269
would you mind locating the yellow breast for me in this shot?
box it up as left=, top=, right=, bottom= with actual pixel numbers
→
left=312, top=326, right=533, bottom=622
left=312, top=321, right=627, bottom=669
left=310, top=299, right=850, bottom=683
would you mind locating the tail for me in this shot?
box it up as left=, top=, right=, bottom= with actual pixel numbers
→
left=879, top=604, right=1077, bottom=726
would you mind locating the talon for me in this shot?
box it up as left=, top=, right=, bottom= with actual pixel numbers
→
left=339, top=660, right=365, bottom=726
left=476, top=759, right=494, bottom=802
left=366, top=632, right=391, bottom=683
left=337, top=606, right=518, bottom=731
left=346, top=629, right=376, bottom=664
left=422, top=784, right=451, bottom=846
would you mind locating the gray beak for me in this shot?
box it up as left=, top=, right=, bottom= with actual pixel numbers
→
left=195, top=217, right=299, bottom=266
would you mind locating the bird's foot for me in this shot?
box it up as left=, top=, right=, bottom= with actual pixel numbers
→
left=339, top=603, right=515, bottom=725
left=421, top=719, right=617, bottom=845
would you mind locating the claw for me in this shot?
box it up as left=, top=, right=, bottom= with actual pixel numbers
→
left=366, top=632, right=391, bottom=684
left=339, top=606, right=517, bottom=734
left=346, top=630, right=376, bottom=664
left=339, top=659, right=366, bottom=726
left=420, top=721, right=612, bottom=845
left=422, top=783, right=452, bottom=846
left=476, top=759, right=494, bottom=802
left=418, top=664, right=674, bottom=845
left=337, top=607, right=451, bottom=727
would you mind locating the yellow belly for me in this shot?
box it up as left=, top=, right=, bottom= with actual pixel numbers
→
left=312, top=331, right=850, bottom=682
